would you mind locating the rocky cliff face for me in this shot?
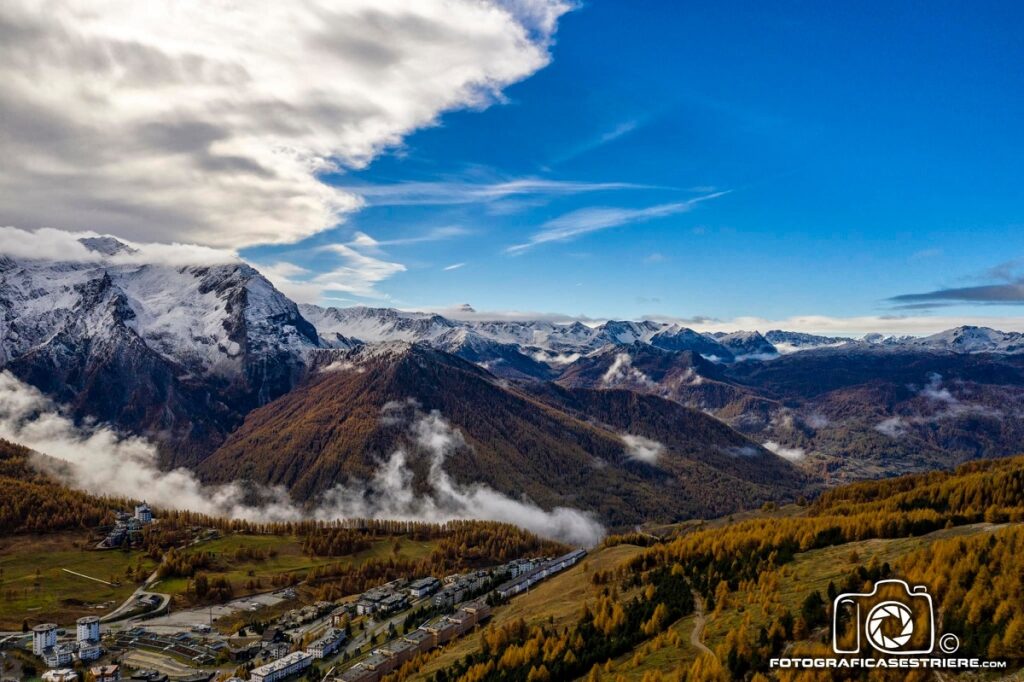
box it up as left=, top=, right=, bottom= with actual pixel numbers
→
left=0, top=239, right=319, bottom=465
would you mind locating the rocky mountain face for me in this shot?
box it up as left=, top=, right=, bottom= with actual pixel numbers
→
left=0, top=240, right=318, bottom=465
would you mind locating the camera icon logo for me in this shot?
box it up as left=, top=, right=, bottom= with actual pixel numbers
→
left=832, top=579, right=940, bottom=656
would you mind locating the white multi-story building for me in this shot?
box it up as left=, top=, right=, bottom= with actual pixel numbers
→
left=76, top=615, right=102, bottom=661
left=307, top=629, right=346, bottom=659
left=250, top=651, right=312, bottom=682
left=32, top=623, right=58, bottom=655
left=134, top=502, right=153, bottom=524
left=41, top=670, right=78, bottom=682
left=76, top=616, right=100, bottom=643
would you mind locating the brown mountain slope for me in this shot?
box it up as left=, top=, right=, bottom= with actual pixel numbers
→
left=199, top=344, right=811, bottom=529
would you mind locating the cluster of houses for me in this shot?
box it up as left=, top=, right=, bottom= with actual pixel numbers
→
left=332, top=600, right=492, bottom=682
left=98, top=503, right=154, bottom=549
left=25, top=549, right=587, bottom=682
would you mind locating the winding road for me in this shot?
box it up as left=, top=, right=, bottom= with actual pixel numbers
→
left=690, top=591, right=714, bottom=658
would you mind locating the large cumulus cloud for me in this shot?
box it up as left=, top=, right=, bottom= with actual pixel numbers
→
left=0, top=0, right=572, bottom=248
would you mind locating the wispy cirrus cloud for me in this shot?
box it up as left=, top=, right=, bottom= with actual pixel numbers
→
left=506, top=190, right=730, bottom=253
left=262, top=244, right=406, bottom=303
left=443, top=262, right=467, bottom=271
left=340, top=177, right=648, bottom=208
left=549, top=119, right=640, bottom=165
left=344, top=226, right=470, bottom=251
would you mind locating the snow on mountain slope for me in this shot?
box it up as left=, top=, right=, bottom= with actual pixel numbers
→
left=909, top=326, right=1024, bottom=354
left=299, top=304, right=454, bottom=345
left=650, top=324, right=734, bottom=359
left=0, top=237, right=322, bottom=465
left=763, top=330, right=853, bottom=353
left=1, top=241, right=318, bottom=377
left=712, top=330, right=778, bottom=359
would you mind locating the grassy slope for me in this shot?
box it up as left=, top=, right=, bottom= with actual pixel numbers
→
left=159, top=533, right=440, bottom=600
left=0, top=531, right=441, bottom=627
left=0, top=533, right=156, bottom=628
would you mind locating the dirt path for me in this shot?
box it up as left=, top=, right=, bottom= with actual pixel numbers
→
left=690, top=591, right=714, bottom=658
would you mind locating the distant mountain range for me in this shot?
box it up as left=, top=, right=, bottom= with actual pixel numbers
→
left=3, top=238, right=1024, bottom=528
left=302, top=303, right=1024, bottom=368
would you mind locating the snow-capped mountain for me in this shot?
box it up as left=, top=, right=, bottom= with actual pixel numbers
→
left=297, top=305, right=744, bottom=366
left=711, top=330, right=778, bottom=359
left=908, top=326, right=1024, bottom=354
left=1, top=240, right=318, bottom=375
left=763, top=330, right=853, bottom=352
left=649, top=324, right=735, bottom=359
left=299, top=304, right=454, bottom=346
left=0, top=238, right=319, bottom=464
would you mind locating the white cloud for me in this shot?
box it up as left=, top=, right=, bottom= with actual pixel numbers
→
left=874, top=416, right=908, bottom=439
left=763, top=440, right=806, bottom=462
left=0, top=371, right=304, bottom=522
left=310, top=407, right=606, bottom=546
left=443, top=262, right=467, bottom=271
left=919, top=372, right=956, bottom=404
left=550, top=119, right=640, bottom=165
left=0, top=0, right=572, bottom=248
left=260, top=244, right=407, bottom=302
left=320, top=360, right=365, bottom=374
left=601, top=353, right=655, bottom=389
left=341, top=178, right=642, bottom=207
left=0, top=371, right=603, bottom=546
left=0, top=226, right=239, bottom=266
left=620, top=433, right=664, bottom=464
left=647, top=314, right=1024, bottom=337
left=347, top=226, right=470, bottom=251
left=507, top=191, right=729, bottom=253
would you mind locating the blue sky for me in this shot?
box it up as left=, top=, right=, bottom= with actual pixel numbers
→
left=236, top=2, right=1024, bottom=326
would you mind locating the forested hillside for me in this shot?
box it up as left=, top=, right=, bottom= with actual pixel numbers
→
left=0, top=439, right=127, bottom=533
left=418, top=455, right=1024, bottom=682
left=200, top=344, right=809, bottom=529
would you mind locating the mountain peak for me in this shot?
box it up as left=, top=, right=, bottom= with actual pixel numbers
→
left=78, top=236, right=138, bottom=256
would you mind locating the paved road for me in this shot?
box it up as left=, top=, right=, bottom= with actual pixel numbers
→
left=102, top=565, right=167, bottom=624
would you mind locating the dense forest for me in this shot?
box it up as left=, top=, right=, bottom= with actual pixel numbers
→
left=0, top=439, right=127, bottom=533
